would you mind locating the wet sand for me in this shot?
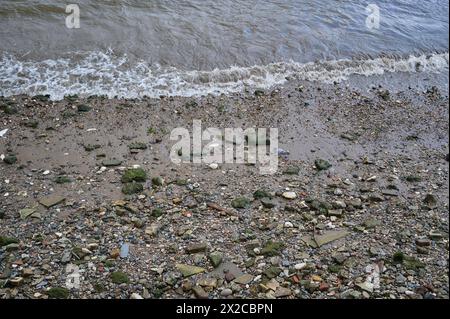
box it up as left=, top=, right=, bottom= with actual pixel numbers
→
left=0, top=79, right=448, bottom=299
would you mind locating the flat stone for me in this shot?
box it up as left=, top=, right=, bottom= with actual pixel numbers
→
left=39, top=195, right=65, bottom=208
left=364, top=218, right=381, bottom=229
left=415, top=238, right=431, bottom=247
left=176, top=264, right=206, bottom=277
left=382, top=189, right=399, bottom=197
left=314, top=230, right=349, bottom=247
left=220, top=288, right=233, bottom=297
left=198, top=278, right=217, bottom=288
left=234, top=274, right=254, bottom=285
left=274, top=287, right=292, bottom=298
left=19, top=208, right=38, bottom=219
left=102, top=159, right=122, bottom=167
left=186, top=242, right=207, bottom=254
left=328, top=209, right=343, bottom=217
left=356, top=281, right=374, bottom=293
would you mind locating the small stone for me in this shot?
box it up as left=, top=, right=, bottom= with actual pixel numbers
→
left=130, top=293, right=143, bottom=299
left=364, top=218, right=381, bottom=229
left=282, top=192, right=297, bottom=200
left=261, top=197, right=276, bottom=208
left=415, top=238, right=431, bottom=247
left=356, top=282, right=374, bottom=293
left=121, top=168, right=147, bottom=183
left=192, top=286, right=209, bottom=299
left=369, top=194, right=385, bottom=202
left=186, top=242, right=207, bottom=254
left=328, top=209, right=343, bottom=217
left=128, top=142, right=148, bottom=150
left=102, top=159, right=122, bottom=167
left=47, top=287, right=69, bottom=299
left=209, top=252, right=223, bottom=268
left=231, top=197, right=251, bottom=209
left=315, top=159, right=332, bottom=171
left=294, top=263, right=307, bottom=270
left=198, top=278, right=218, bottom=288
left=263, top=266, right=281, bottom=279
left=423, top=194, right=437, bottom=209
left=220, top=288, right=233, bottom=297
left=122, top=182, right=144, bottom=195
left=54, top=176, right=72, bottom=184
left=152, top=176, right=164, bottom=186
left=234, top=274, right=254, bottom=285
left=3, top=154, right=17, bottom=164
left=209, top=163, right=219, bottom=170
left=253, top=189, right=272, bottom=199
left=284, top=221, right=294, bottom=228
left=77, top=104, right=91, bottom=112
left=9, top=277, right=24, bottom=286
left=261, top=241, right=283, bottom=256
left=283, top=166, right=300, bottom=175
left=110, top=271, right=130, bottom=284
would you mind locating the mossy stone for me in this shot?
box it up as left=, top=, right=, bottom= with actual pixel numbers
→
left=315, top=159, right=332, bottom=171
left=283, top=166, right=300, bottom=175
left=122, top=182, right=144, bottom=195
left=152, top=176, right=164, bottom=186
left=47, top=287, right=69, bottom=299
left=110, top=271, right=130, bottom=284
left=261, top=241, right=283, bottom=256
left=0, top=236, right=19, bottom=246
left=128, top=142, right=148, bottom=150
left=253, top=190, right=271, bottom=199
left=77, top=104, right=91, bottom=112
left=121, top=168, right=147, bottom=183
left=3, top=154, right=17, bottom=164
left=54, top=176, right=72, bottom=184
left=152, top=208, right=164, bottom=217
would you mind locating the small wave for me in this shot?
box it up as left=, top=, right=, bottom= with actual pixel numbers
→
left=0, top=51, right=448, bottom=100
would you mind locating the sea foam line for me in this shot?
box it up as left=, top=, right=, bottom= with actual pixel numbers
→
left=0, top=51, right=448, bottom=100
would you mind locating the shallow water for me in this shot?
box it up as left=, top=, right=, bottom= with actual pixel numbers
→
left=0, top=0, right=448, bottom=99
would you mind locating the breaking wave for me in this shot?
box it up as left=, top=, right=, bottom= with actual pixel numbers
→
left=0, top=51, right=448, bottom=100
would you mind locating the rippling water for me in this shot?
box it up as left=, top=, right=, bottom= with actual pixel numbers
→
left=0, top=0, right=448, bottom=99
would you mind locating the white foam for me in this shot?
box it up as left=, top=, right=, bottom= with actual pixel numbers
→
left=0, top=51, right=448, bottom=100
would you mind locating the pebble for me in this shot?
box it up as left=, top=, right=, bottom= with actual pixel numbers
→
left=282, top=192, right=297, bottom=200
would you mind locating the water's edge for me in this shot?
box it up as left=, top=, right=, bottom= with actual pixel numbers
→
left=1, top=51, right=448, bottom=100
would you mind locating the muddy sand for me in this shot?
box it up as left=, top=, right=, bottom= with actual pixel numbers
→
left=0, top=79, right=448, bottom=299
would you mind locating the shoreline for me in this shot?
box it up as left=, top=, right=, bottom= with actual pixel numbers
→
left=0, top=79, right=449, bottom=299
